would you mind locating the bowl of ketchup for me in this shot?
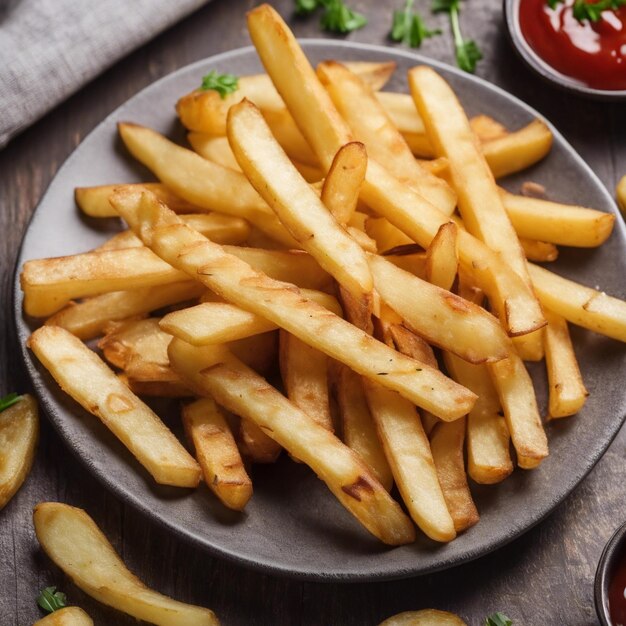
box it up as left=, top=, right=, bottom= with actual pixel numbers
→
left=504, top=0, right=626, bottom=99
left=595, top=521, right=626, bottom=625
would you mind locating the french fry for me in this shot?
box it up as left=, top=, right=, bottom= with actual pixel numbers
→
left=28, top=326, right=201, bottom=487
left=368, top=254, right=512, bottom=364
left=409, top=65, right=543, bottom=361
left=543, top=308, right=588, bottom=418
left=111, top=189, right=475, bottom=420
left=365, top=217, right=414, bottom=254
left=239, top=418, right=282, bottom=464
left=519, top=238, right=558, bottom=262
left=424, top=222, right=458, bottom=290
left=321, top=141, right=367, bottom=225
left=260, top=108, right=319, bottom=165
left=160, top=289, right=342, bottom=345
left=0, top=394, right=38, bottom=509
left=501, top=189, right=615, bottom=247
left=528, top=263, right=626, bottom=342
left=279, top=331, right=333, bottom=431
left=333, top=364, right=393, bottom=491
left=470, top=114, right=508, bottom=141
left=182, top=397, right=252, bottom=510
left=168, top=339, right=416, bottom=545
left=228, top=99, right=373, bottom=302
left=429, top=418, right=479, bottom=532
left=229, top=331, right=278, bottom=376
left=44, top=281, right=204, bottom=340
left=34, top=607, right=94, bottom=626
left=317, top=61, right=457, bottom=215
left=120, top=375, right=194, bottom=398
left=33, top=503, right=219, bottom=625
left=118, top=122, right=296, bottom=246
left=378, top=609, right=467, bottom=626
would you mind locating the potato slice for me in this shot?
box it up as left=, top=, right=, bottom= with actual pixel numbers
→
left=379, top=609, right=467, bottom=626
left=28, top=326, right=200, bottom=487
left=34, top=607, right=94, bottom=626
left=33, top=502, right=219, bottom=625
left=0, top=394, right=38, bottom=509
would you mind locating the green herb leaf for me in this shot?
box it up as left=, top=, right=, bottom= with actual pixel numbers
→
left=455, top=38, right=482, bottom=73
left=546, top=0, right=562, bottom=8
left=434, top=0, right=482, bottom=73
left=37, top=587, right=67, bottom=614
left=546, top=0, right=626, bottom=20
left=319, top=0, right=368, bottom=33
left=485, top=613, right=513, bottom=626
left=391, top=0, right=441, bottom=47
left=296, top=0, right=319, bottom=14
left=432, top=0, right=458, bottom=13
left=0, top=392, right=21, bottom=413
left=199, top=71, right=239, bottom=99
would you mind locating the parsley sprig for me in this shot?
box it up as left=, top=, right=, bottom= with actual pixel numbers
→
left=37, top=587, right=67, bottom=614
left=198, top=71, right=239, bottom=99
left=548, top=0, right=626, bottom=21
left=432, top=0, right=482, bottom=73
left=485, top=612, right=513, bottom=626
left=295, top=0, right=367, bottom=34
left=391, top=0, right=442, bottom=48
left=0, top=392, right=21, bottom=413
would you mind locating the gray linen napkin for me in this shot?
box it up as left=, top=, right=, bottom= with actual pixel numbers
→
left=0, top=0, right=210, bottom=147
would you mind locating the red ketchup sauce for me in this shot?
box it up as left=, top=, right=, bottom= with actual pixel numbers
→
left=609, top=552, right=626, bottom=626
left=519, top=0, right=626, bottom=90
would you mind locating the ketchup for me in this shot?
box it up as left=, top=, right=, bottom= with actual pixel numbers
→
left=519, top=0, right=626, bottom=90
left=609, top=547, right=626, bottom=626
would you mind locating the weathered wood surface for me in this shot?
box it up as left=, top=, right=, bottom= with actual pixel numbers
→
left=0, top=1, right=624, bottom=624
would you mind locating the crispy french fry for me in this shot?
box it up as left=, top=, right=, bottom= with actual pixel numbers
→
left=543, top=308, right=588, bottom=418
left=519, top=238, right=558, bottom=262
left=228, top=100, right=373, bottom=302
left=112, top=189, right=475, bottom=420
left=365, top=217, right=414, bottom=254
left=333, top=364, right=393, bottom=491
left=279, top=331, right=332, bottom=431
left=529, top=263, right=626, bottom=342
left=424, top=222, right=458, bottom=290
left=34, top=607, right=94, bottom=626
left=368, top=254, right=511, bottom=364
left=0, top=395, right=38, bottom=509
left=429, top=418, right=479, bottom=532
left=169, top=339, right=416, bottom=545
left=182, top=397, right=252, bottom=510
left=44, top=281, right=204, bottom=340
left=378, top=609, right=467, bottom=626
left=28, top=326, right=200, bottom=487
left=34, top=503, right=219, bottom=625
left=118, top=123, right=296, bottom=246
left=470, top=114, right=508, bottom=141
left=317, top=61, right=457, bottom=215
left=120, top=375, right=194, bottom=398
left=363, top=380, right=456, bottom=542
left=501, top=189, right=615, bottom=247
left=229, top=331, right=278, bottom=376
left=160, top=289, right=341, bottom=345
left=239, top=418, right=282, bottom=464
left=260, top=108, right=319, bottom=165
left=321, top=141, right=367, bottom=225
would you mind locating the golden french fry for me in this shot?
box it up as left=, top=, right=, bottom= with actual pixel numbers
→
left=169, top=339, right=416, bottom=545
left=333, top=364, right=393, bottom=491
left=182, top=397, right=252, bottom=510
left=34, top=503, right=219, bottom=625
left=118, top=122, right=296, bottom=246
left=519, top=238, right=558, bottom=262
left=228, top=100, right=373, bottom=301
left=317, top=61, right=457, bottom=215
left=75, top=182, right=199, bottom=218
left=260, top=107, right=319, bottom=165
left=44, top=281, right=204, bottom=340
left=470, top=114, right=508, bottom=141
left=501, top=189, right=615, bottom=248
left=0, top=394, right=38, bottom=509
left=34, top=607, right=94, bottom=626
left=368, top=254, right=512, bottom=364
left=365, top=217, right=414, bottom=254
left=618, top=174, right=626, bottom=213
left=543, top=308, right=588, bottom=418
left=528, top=263, right=626, bottom=342
left=378, top=609, right=467, bottom=626
left=363, top=380, right=456, bottom=542
left=429, top=418, right=479, bottom=533
left=239, top=418, right=282, bottom=464
left=121, top=375, right=194, bottom=399
left=279, top=331, right=332, bottom=431
left=111, top=188, right=475, bottom=420
left=229, top=331, right=278, bottom=376
left=424, top=222, right=458, bottom=290
left=29, top=326, right=200, bottom=487
left=321, top=141, right=367, bottom=225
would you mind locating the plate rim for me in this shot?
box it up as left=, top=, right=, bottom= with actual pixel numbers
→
left=13, top=39, right=626, bottom=583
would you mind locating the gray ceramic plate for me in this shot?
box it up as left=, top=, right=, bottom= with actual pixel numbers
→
left=14, top=41, right=626, bottom=582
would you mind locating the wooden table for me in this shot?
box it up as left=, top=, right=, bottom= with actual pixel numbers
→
left=1, top=1, right=625, bottom=624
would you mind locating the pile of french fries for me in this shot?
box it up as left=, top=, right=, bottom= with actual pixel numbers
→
left=21, top=4, right=626, bottom=546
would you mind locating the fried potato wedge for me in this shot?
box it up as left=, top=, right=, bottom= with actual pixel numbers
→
left=379, top=609, right=467, bottom=626
left=111, top=188, right=475, bottom=420
left=169, top=339, right=416, bottom=545
left=0, top=394, right=38, bottom=509
left=424, top=222, right=458, bottom=290
left=183, top=397, right=252, bottom=510
left=34, top=502, right=219, bottom=625
left=519, top=238, right=558, bottom=262
left=33, top=607, right=94, bottom=626
left=29, top=327, right=200, bottom=487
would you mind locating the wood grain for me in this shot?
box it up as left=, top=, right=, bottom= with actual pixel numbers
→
left=1, top=0, right=624, bottom=624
